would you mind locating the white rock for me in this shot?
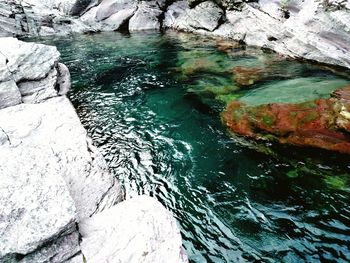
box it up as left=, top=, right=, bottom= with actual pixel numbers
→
left=165, top=1, right=223, bottom=32
left=80, top=195, right=188, bottom=263
left=0, top=143, right=77, bottom=258
left=0, top=37, right=60, bottom=82
left=0, top=96, right=123, bottom=219
left=95, top=0, right=137, bottom=21
left=129, top=1, right=163, bottom=31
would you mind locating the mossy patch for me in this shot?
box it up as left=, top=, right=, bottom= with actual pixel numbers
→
left=324, top=175, right=348, bottom=190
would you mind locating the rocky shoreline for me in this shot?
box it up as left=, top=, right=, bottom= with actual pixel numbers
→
left=1, top=0, right=350, bottom=69
left=1, top=0, right=350, bottom=262
left=0, top=38, right=187, bottom=262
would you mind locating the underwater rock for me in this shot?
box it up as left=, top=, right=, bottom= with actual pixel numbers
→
left=233, top=66, right=267, bottom=86
left=222, top=86, right=350, bottom=154
left=79, top=195, right=188, bottom=263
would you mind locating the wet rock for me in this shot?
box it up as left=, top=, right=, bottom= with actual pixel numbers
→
left=164, top=1, right=223, bottom=32
left=222, top=86, right=350, bottom=154
left=79, top=195, right=188, bottom=263
left=57, top=63, right=71, bottom=96
left=233, top=66, right=267, bottom=86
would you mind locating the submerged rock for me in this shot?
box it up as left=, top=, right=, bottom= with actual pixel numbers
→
left=79, top=195, right=188, bottom=263
left=222, top=86, right=350, bottom=154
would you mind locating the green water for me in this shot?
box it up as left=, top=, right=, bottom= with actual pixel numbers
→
left=38, top=32, right=350, bottom=262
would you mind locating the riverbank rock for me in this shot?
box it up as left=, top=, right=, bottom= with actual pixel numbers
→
left=222, top=86, right=350, bottom=154
left=0, top=37, right=188, bottom=262
left=218, top=0, right=350, bottom=69
left=0, top=38, right=123, bottom=262
left=79, top=195, right=188, bottom=263
left=1, top=0, right=350, bottom=70
left=0, top=37, right=65, bottom=106
left=165, top=1, right=223, bottom=32
left=0, top=0, right=91, bottom=36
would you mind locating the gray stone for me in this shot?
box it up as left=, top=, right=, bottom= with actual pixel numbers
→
left=219, top=0, right=350, bottom=69
left=79, top=195, right=188, bottom=263
left=0, top=0, right=92, bottom=37
left=18, top=68, right=58, bottom=103
left=0, top=80, right=21, bottom=109
left=19, top=231, right=81, bottom=263
left=0, top=96, right=123, bottom=219
left=95, top=0, right=137, bottom=21
left=57, top=63, right=71, bottom=96
left=0, top=142, right=77, bottom=259
left=0, top=37, right=60, bottom=82
left=164, top=1, right=223, bottom=32
left=129, top=1, right=163, bottom=31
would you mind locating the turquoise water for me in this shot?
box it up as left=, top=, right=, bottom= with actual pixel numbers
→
left=39, top=32, right=350, bottom=262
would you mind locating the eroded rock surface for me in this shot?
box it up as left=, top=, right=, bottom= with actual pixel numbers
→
left=1, top=0, right=349, bottom=70
left=80, top=195, right=188, bottom=263
left=0, top=37, right=68, bottom=106
left=0, top=38, right=124, bottom=262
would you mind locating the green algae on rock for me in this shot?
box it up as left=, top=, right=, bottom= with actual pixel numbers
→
left=222, top=86, right=350, bottom=154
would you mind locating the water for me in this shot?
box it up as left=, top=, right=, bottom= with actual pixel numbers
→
left=38, top=32, right=350, bottom=262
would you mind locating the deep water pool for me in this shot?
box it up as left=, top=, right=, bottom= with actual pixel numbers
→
left=39, top=32, right=350, bottom=262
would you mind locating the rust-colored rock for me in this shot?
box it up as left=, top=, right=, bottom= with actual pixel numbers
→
left=216, top=39, right=241, bottom=53
left=222, top=86, right=350, bottom=154
left=233, top=66, right=267, bottom=86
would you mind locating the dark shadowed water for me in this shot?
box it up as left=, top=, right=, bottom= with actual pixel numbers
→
left=38, top=32, right=350, bottom=262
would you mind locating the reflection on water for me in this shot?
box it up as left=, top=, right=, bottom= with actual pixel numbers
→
left=38, top=32, right=350, bottom=262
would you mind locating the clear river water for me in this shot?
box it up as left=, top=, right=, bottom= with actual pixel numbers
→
left=38, top=32, right=350, bottom=262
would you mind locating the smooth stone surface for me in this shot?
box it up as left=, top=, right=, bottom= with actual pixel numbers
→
left=79, top=195, right=188, bottom=263
left=0, top=0, right=91, bottom=37
left=95, top=0, right=137, bottom=21
left=129, top=1, right=162, bottom=31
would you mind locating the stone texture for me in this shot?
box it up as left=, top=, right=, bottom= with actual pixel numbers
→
left=80, top=195, right=188, bottom=263
left=0, top=37, right=60, bottom=82
left=0, top=0, right=91, bottom=37
left=0, top=143, right=77, bottom=260
left=222, top=86, right=350, bottom=154
left=0, top=96, right=124, bottom=219
left=129, top=1, right=163, bottom=31
left=95, top=0, right=137, bottom=21
left=0, top=80, right=21, bottom=109
left=0, top=38, right=124, bottom=262
left=19, top=231, right=81, bottom=263
left=218, top=0, right=350, bottom=69
left=165, top=1, right=224, bottom=32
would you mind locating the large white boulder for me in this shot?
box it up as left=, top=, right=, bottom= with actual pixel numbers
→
left=79, top=195, right=188, bottom=263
